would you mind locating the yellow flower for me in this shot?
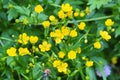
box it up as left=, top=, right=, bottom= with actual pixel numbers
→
left=49, top=15, right=55, bottom=21
left=100, top=30, right=111, bottom=41
left=53, top=60, right=68, bottom=74
left=34, top=4, right=43, bottom=14
left=50, top=32, right=56, bottom=37
left=76, top=47, right=81, bottom=54
left=68, top=50, right=76, bottom=59
left=50, top=29, right=64, bottom=44
left=57, top=62, right=68, bottom=74
left=61, top=26, right=70, bottom=36
left=39, top=41, right=51, bottom=52
left=61, top=3, right=72, bottom=12
left=23, top=18, right=28, bottom=25
left=42, top=21, right=50, bottom=28
left=85, top=7, right=91, bottom=15
left=80, top=11, right=85, bottom=17
left=18, top=33, right=29, bottom=45
left=86, top=60, right=93, bottom=67
left=69, top=30, right=77, bottom=37
left=105, top=19, right=114, bottom=27
left=78, top=22, right=86, bottom=30
left=58, top=10, right=66, bottom=19
left=55, top=38, right=62, bottom=44
left=112, top=57, right=118, bottom=64
left=94, top=41, right=101, bottom=49
left=74, top=12, right=79, bottom=17
left=58, top=51, right=65, bottom=58
left=18, top=47, right=30, bottom=56
left=7, top=47, right=17, bottom=56
left=54, top=29, right=64, bottom=39
left=67, top=11, right=73, bottom=18
left=53, top=60, right=61, bottom=67
left=30, top=36, right=38, bottom=44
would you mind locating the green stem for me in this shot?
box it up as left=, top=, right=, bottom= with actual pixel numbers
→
left=77, top=62, right=85, bottom=80
left=0, top=40, right=4, bottom=47
left=83, top=43, right=93, bottom=50
left=17, top=71, right=21, bottom=80
left=67, top=15, right=114, bottom=24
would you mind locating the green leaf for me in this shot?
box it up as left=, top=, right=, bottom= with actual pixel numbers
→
left=7, top=9, right=18, bottom=21
left=115, top=26, right=120, bottom=37
left=86, top=67, right=97, bottom=80
left=14, top=6, right=30, bottom=16
left=54, top=0, right=61, bottom=5
left=32, top=64, right=41, bottom=79
left=91, top=56, right=107, bottom=65
left=38, top=13, right=48, bottom=22
left=6, top=57, right=15, bottom=68
left=70, top=70, right=79, bottom=77
left=88, top=0, right=112, bottom=10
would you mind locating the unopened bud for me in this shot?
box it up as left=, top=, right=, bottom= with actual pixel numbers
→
left=84, top=39, right=88, bottom=43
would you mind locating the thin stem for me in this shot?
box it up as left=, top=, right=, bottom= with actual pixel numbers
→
left=0, top=40, right=4, bottom=47
left=67, top=15, right=114, bottom=24
left=30, top=15, right=114, bottom=26
left=17, top=71, right=21, bottom=80
left=0, top=37, right=13, bottom=42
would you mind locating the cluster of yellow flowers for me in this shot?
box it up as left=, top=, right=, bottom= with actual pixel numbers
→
left=58, top=3, right=90, bottom=19
left=6, top=3, right=116, bottom=77
left=93, top=19, right=114, bottom=49
left=100, top=30, right=111, bottom=41
left=53, top=60, right=68, bottom=74
left=7, top=47, right=30, bottom=56
left=7, top=32, right=52, bottom=56
left=58, top=3, right=73, bottom=19
left=50, top=26, right=70, bottom=44
left=18, top=33, right=38, bottom=45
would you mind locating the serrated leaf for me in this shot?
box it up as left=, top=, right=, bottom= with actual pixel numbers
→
left=115, top=26, right=120, bottom=37
left=88, top=0, right=112, bottom=10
